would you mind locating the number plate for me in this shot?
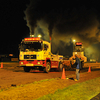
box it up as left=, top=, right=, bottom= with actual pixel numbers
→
left=26, top=64, right=33, bottom=66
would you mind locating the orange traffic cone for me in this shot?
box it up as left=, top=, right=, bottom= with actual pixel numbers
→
left=61, top=68, right=66, bottom=79
left=1, top=62, right=3, bottom=68
left=88, top=66, right=91, bottom=72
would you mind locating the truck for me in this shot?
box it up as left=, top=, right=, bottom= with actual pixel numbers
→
left=62, top=42, right=87, bottom=69
left=19, top=37, right=63, bottom=73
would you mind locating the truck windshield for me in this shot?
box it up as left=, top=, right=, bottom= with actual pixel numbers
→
left=20, top=41, right=43, bottom=51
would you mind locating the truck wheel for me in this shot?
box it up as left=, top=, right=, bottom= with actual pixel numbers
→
left=44, top=62, right=51, bottom=73
left=58, top=62, right=63, bottom=72
left=24, top=67, right=30, bottom=72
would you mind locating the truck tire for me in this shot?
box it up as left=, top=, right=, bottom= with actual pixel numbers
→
left=24, top=67, right=30, bottom=72
left=44, top=62, right=51, bottom=73
left=58, top=62, right=63, bottom=72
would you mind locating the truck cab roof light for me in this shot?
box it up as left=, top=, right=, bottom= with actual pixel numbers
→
left=24, top=37, right=40, bottom=41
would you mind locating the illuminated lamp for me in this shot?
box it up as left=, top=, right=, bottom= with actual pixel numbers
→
left=73, top=39, right=76, bottom=42
left=25, top=38, right=28, bottom=41
left=38, top=35, right=42, bottom=38
left=9, top=54, right=13, bottom=56
left=50, top=37, right=51, bottom=41
left=75, top=42, right=82, bottom=46
left=30, top=34, right=34, bottom=37
left=24, top=37, right=40, bottom=41
left=75, top=52, right=77, bottom=54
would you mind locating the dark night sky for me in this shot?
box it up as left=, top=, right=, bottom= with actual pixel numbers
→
left=1, top=0, right=100, bottom=60
left=1, top=0, right=30, bottom=56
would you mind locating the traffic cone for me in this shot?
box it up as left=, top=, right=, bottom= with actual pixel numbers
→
left=88, top=66, right=91, bottom=72
left=1, top=62, right=3, bottom=68
left=61, top=68, right=66, bottom=79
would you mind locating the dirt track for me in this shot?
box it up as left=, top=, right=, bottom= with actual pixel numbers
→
left=0, top=62, right=100, bottom=99
left=0, top=62, right=100, bottom=90
left=0, top=62, right=75, bottom=89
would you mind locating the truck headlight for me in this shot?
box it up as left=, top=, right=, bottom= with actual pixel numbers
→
left=21, top=62, right=23, bottom=64
left=37, top=62, right=40, bottom=64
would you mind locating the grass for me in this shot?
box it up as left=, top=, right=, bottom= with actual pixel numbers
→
left=0, top=78, right=58, bottom=100
left=0, top=77, right=100, bottom=100
left=36, top=77, right=100, bottom=100
left=0, top=78, right=56, bottom=92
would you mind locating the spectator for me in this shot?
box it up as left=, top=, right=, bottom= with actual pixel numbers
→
left=74, top=54, right=81, bottom=81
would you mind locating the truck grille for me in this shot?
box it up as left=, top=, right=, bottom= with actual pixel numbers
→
left=24, top=55, right=36, bottom=59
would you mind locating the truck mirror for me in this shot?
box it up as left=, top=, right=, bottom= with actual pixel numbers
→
left=44, top=44, right=48, bottom=50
